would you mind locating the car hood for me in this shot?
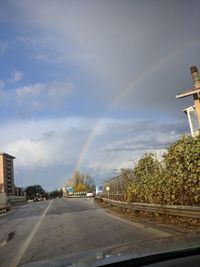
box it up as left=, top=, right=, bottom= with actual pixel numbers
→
left=19, top=234, right=200, bottom=267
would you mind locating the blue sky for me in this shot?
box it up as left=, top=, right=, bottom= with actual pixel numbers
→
left=0, top=0, right=199, bottom=190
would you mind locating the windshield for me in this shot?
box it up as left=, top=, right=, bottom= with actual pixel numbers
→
left=0, top=1, right=200, bottom=267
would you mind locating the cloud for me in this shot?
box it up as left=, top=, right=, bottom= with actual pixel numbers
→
left=0, top=1, right=197, bottom=189
left=6, top=69, right=23, bottom=84
left=0, top=116, right=188, bottom=189
left=10, top=0, right=199, bottom=113
left=17, top=82, right=72, bottom=97
left=0, top=118, right=96, bottom=188
left=0, top=117, right=97, bottom=167
left=89, top=119, right=187, bottom=150
left=16, top=81, right=72, bottom=98
left=0, top=1, right=199, bottom=119
left=16, top=81, right=75, bottom=111
left=11, top=69, right=23, bottom=82
left=0, top=80, right=5, bottom=89
left=99, top=133, right=179, bottom=152
left=79, top=119, right=187, bottom=179
left=0, top=80, right=5, bottom=103
left=0, top=40, right=8, bottom=56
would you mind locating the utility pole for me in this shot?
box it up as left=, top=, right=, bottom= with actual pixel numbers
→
left=176, top=66, right=200, bottom=136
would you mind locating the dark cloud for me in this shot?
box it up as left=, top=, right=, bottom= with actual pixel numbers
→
left=1, top=0, right=199, bottom=116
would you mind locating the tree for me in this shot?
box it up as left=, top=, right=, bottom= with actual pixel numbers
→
left=25, top=185, right=45, bottom=199
left=67, top=171, right=95, bottom=192
left=84, top=173, right=95, bottom=191
left=133, top=153, right=160, bottom=180
left=49, top=189, right=63, bottom=198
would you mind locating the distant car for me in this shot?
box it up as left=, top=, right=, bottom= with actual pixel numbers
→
left=33, top=198, right=39, bottom=202
left=86, top=192, right=94, bottom=197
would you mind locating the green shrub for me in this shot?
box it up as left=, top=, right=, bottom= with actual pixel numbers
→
left=163, top=134, right=200, bottom=205
left=123, top=135, right=200, bottom=206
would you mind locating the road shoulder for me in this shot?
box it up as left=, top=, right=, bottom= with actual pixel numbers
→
left=95, top=198, right=200, bottom=236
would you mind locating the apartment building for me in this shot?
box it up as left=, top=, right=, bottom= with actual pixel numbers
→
left=0, top=153, right=15, bottom=195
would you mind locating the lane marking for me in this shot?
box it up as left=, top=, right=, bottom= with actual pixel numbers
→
left=9, top=200, right=53, bottom=267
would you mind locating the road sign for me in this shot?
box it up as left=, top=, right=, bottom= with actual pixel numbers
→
left=66, top=187, right=73, bottom=195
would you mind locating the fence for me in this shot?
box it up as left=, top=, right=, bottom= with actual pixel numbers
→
left=97, top=196, right=200, bottom=219
left=7, top=195, right=27, bottom=206
left=65, top=191, right=87, bottom=198
left=73, top=191, right=87, bottom=195
left=102, top=172, right=136, bottom=201
left=0, top=193, right=9, bottom=213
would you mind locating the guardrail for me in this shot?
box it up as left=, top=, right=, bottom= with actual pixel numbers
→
left=65, top=191, right=87, bottom=198
left=0, top=206, right=10, bottom=213
left=73, top=191, right=87, bottom=195
left=96, top=196, right=200, bottom=219
left=7, top=195, right=27, bottom=206
left=0, top=192, right=10, bottom=213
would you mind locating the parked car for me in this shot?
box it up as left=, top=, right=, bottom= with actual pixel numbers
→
left=86, top=191, right=95, bottom=197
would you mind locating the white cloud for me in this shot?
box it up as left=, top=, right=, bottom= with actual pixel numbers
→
left=17, top=81, right=73, bottom=98
left=0, top=80, right=5, bottom=90
left=0, top=41, right=8, bottom=56
left=0, top=80, right=5, bottom=102
left=17, top=83, right=45, bottom=97
left=6, top=135, right=81, bottom=168
left=99, top=132, right=179, bottom=152
left=0, top=117, right=98, bottom=168
left=11, top=69, right=23, bottom=82
left=6, top=69, right=23, bottom=84
left=0, top=116, right=187, bottom=188
left=16, top=81, right=75, bottom=111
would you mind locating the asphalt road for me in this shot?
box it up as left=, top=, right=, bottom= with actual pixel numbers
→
left=0, top=198, right=175, bottom=267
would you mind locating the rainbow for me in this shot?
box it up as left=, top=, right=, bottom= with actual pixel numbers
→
left=71, top=47, right=183, bottom=178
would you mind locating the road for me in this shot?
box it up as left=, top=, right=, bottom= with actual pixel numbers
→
left=0, top=197, right=176, bottom=267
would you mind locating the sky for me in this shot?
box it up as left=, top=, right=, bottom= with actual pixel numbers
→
left=0, top=0, right=199, bottom=191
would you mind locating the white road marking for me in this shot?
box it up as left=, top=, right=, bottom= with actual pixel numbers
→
left=9, top=200, right=53, bottom=267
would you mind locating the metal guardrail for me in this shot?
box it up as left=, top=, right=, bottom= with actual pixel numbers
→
left=0, top=206, right=10, bottom=213
left=7, top=196, right=27, bottom=206
left=73, top=192, right=87, bottom=195
left=0, top=194, right=26, bottom=213
left=100, top=193, right=125, bottom=201
left=0, top=192, right=10, bottom=213
left=65, top=191, right=87, bottom=198
left=96, top=196, right=200, bottom=219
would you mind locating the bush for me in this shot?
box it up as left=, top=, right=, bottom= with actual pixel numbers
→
left=163, top=134, right=200, bottom=205
left=124, top=135, right=200, bottom=206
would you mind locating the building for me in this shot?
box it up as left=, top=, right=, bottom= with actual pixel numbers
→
left=15, top=186, right=25, bottom=197
left=0, top=153, right=15, bottom=195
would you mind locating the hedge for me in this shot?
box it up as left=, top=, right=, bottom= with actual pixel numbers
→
left=124, top=134, right=200, bottom=206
